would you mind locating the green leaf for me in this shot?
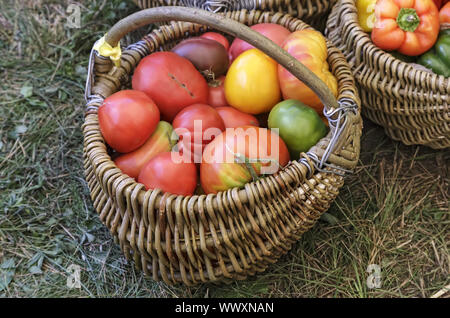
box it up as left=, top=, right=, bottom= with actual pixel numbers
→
left=0, top=270, right=14, bottom=291
left=28, top=252, right=44, bottom=267
left=85, top=232, right=95, bottom=243
left=20, top=85, right=33, bottom=98
left=28, top=98, right=47, bottom=108
left=321, top=212, right=339, bottom=225
left=15, top=125, right=28, bottom=134
left=29, top=266, right=43, bottom=275
left=1, top=258, right=15, bottom=269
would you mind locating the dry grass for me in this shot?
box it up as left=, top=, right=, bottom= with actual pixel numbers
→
left=0, top=0, right=448, bottom=298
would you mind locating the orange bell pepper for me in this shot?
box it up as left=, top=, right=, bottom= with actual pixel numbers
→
left=371, top=0, right=440, bottom=56
left=440, top=2, right=450, bottom=24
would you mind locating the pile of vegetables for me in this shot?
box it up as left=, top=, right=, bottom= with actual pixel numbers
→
left=98, top=25, right=337, bottom=196
left=356, top=0, right=450, bottom=76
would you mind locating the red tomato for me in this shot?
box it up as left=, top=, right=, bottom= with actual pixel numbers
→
left=200, top=126, right=290, bottom=194
left=138, top=152, right=197, bottom=196
left=228, top=23, right=291, bottom=62
left=98, top=90, right=160, bottom=153
left=215, top=107, right=259, bottom=128
left=201, top=32, right=230, bottom=51
left=173, top=104, right=225, bottom=163
left=207, top=76, right=228, bottom=108
left=132, top=52, right=209, bottom=121
left=114, top=121, right=175, bottom=179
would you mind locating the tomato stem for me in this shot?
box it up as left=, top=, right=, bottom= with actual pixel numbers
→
left=242, top=157, right=259, bottom=182
left=396, top=8, right=420, bottom=32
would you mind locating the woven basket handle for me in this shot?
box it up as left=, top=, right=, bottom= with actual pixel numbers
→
left=102, top=6, right=339, bottom=110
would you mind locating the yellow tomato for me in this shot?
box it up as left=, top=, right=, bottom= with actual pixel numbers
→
left=224, top=49, right=281, bottom=115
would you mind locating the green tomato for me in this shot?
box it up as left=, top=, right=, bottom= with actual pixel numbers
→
left=268, top=99, right=327, bottom=160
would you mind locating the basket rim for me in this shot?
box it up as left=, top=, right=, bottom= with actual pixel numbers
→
left=83, top=9, right=362, bottom=208
left=133, top=0, right=338, bottom=13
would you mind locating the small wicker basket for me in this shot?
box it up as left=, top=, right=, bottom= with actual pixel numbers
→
left=132, top=0, right=337, bottom=30
left=83, top=7, right=362, bottom=285
left=326, top=0, right=449, bottom=149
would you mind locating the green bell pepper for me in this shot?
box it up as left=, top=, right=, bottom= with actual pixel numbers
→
left=418, top=29, right=450, bottom=77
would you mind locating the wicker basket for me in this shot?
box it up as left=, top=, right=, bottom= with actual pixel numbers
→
left=132, top=0, right=337, bottom=29
left=83, top=7, right=362, bottom=285
left=326, top=0, right=449, bottom=149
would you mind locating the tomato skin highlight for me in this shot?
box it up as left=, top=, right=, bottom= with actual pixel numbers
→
left=98, top=90, right=160, bottom=153
left=200, top=126, right=290, bottom=194
left=207, top=76, right=228, bottom=108
left=132, top=52, right=209, bottom=121
left=228, top=23, right=291, bottom=62
left=114, top=121, right=175, bottom=179
left=201, top=32, right=230, bottom=51
left=138, top=152, right=198, bottom=196
left=225, top=49, right=281, bottom=115
left=215, top=106, right=259, bottom=128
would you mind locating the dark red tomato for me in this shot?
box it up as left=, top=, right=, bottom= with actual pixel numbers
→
left=215, top=106, right=259, bottom=128
left=207, top=76, right=228, bottom=108
left=201, top=32, right=230, bottom=51
left=172, top=104, right=225, bottom=163
left=132, top=52, right=209, bottom=121
left=98, top=90, right=160, bottom=153
left=138, top=152, right=197, bottom=196
left=228, top=23, right=291, bottom=62
left=171, top=38, right=229, bottom=78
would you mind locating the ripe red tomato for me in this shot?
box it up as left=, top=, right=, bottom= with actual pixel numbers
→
left=132, top=52, right=209, bottom=121
left=228, top=23, right=291, bottom=62
left=207, top=76, right=228, bottom=108
left=98, top=90, right=160, bottom=153
left=138, top=152, right=197, bottom=196
left=200, top=126, right=290, bottom=194
left=201, top=32, right=230, bottom=51
left=172, top=104, right=225, bottom=163
left=215, top=106, right=259, bottom=128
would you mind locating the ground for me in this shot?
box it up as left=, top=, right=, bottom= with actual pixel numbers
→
left=0, top=0, right=448, bottom=298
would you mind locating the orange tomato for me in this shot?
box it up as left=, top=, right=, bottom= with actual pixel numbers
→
left=278, top=30, right=338, bottom=114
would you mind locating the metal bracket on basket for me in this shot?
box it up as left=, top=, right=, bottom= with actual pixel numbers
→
left=84, top=41, right=106, bottom=112
left=299, top=97, right=359, bottom=178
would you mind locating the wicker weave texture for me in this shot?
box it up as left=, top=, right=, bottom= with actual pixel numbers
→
left=132, top=0, right=337, bottom=29
left=83, top=9, right=362, bottom=285
left=326, top=0, right=449, bottom=149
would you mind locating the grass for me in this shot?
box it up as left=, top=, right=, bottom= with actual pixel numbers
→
left=0, top=0, right=448, bottom=298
